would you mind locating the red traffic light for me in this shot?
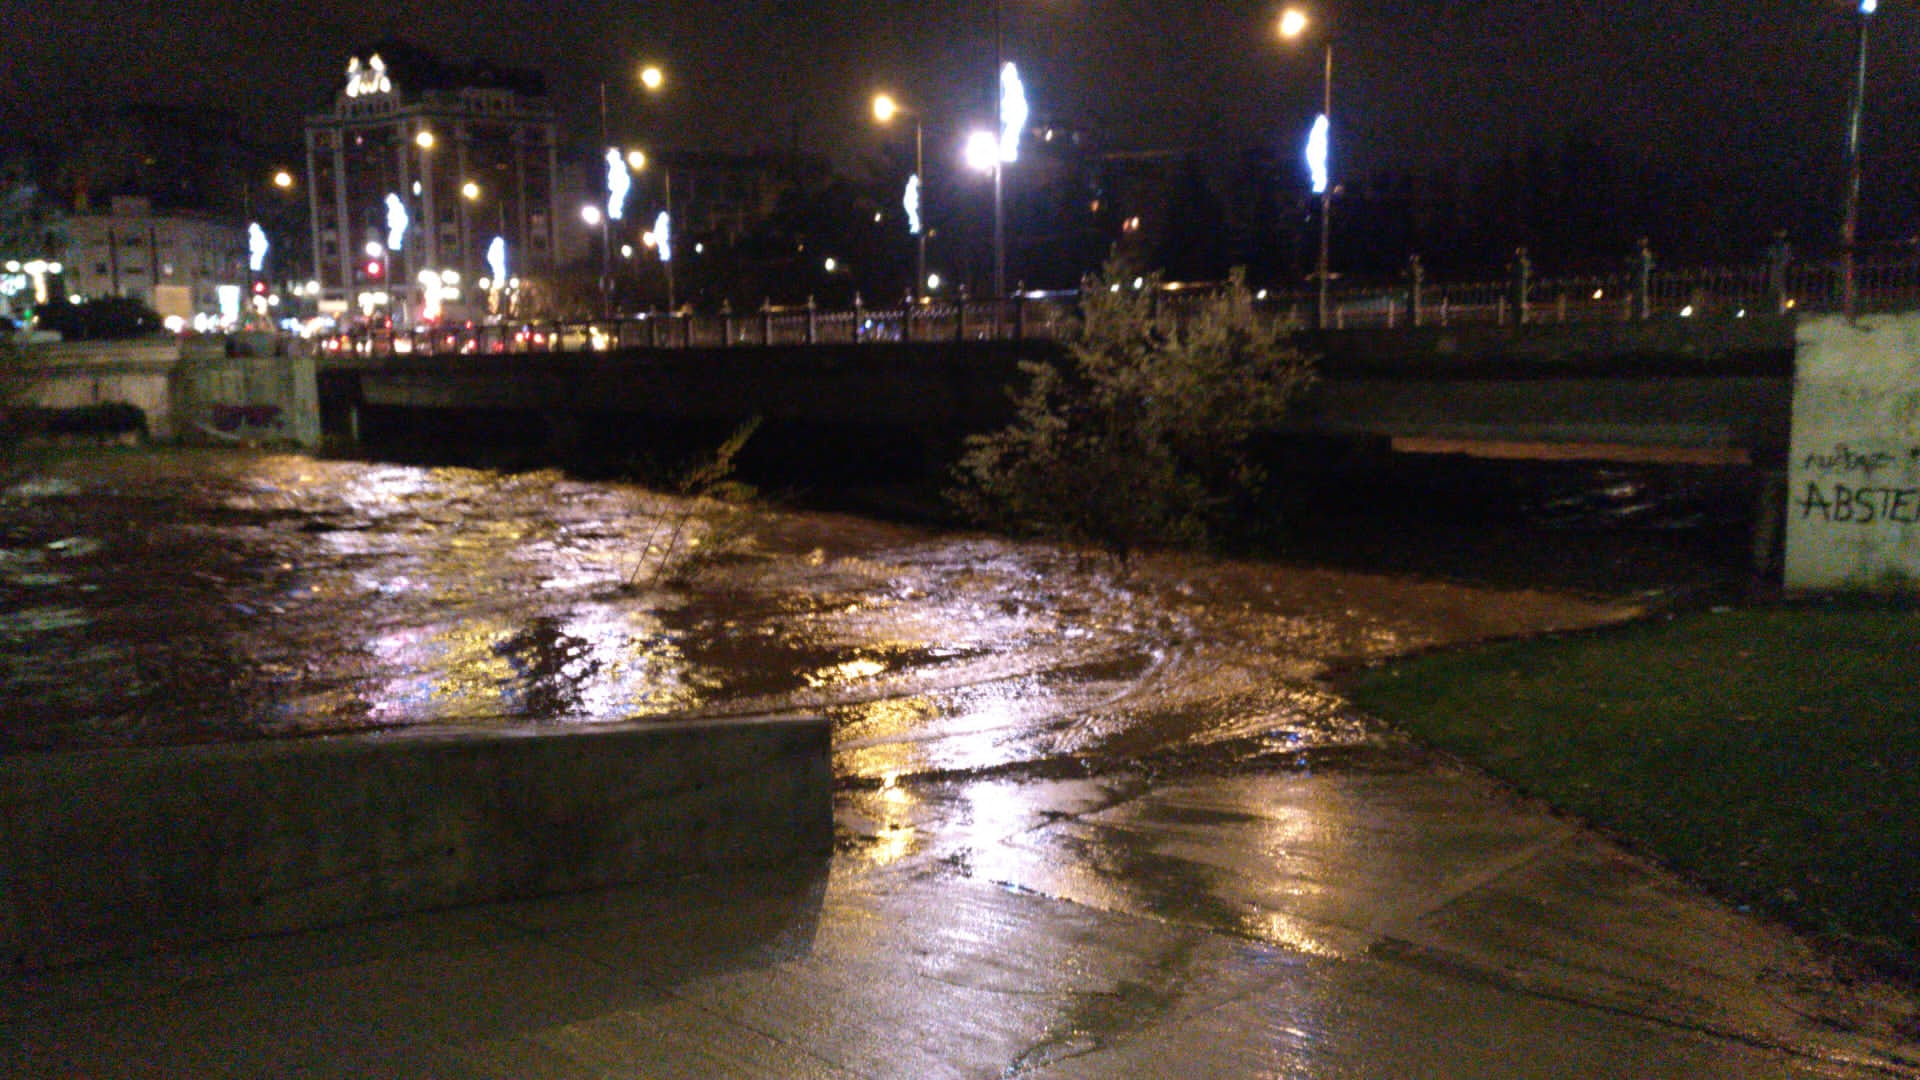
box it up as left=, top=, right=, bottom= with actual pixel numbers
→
left=366, top=260, right=383, bottom=278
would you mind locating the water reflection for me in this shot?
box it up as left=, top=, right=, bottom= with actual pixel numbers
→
left=0, top=450, right=1639, bottom=767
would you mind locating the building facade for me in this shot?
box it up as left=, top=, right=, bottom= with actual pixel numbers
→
left=304, top=43, right=561, bottom=324
left=62, top=196, right=249, bottom=323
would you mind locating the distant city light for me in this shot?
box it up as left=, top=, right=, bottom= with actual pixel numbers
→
left=1306, top=114, right=1331, bottom=195
left=640, top=65, right=665, bottom=91
left=487, top=236, right=507, bottom=283
left=462, top=181, right=481, bottom=200
left=964, top=130, right=999, bottom=174
left=581, top=205, right=603, bottom=227
left=247, top=223, right=269, bottom=274
left=345, top=55, right=392, bottom=98
left=927, top=273, right=942, bottom=290
left=824, top=257, right=838, bottom=273
left=653, top=210, right=671, bottom=262
left=605, top=148, right=631, bottom=221
left=385, top=193, right=409, bottom=251
left=414, top=130, right=436, bottom=151
left=626, top=149, right=648, bottom=172
left=904, top=174, right=922, bottom=236
left=874, top=94, right=901, bottom=123
left=1862, top=0, right=1878, bottom=14
left=273, top=171, right=295, bottom=190
left=999, top=62, right=1028, bottom=163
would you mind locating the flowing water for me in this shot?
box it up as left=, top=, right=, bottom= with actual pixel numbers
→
left=0, top=449, right=1646, bottom=776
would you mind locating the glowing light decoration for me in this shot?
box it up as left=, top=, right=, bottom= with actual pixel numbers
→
left=999, top=62, right=1028, bottom=163
left=216, top=284, right=242, bottom=325
left=1305, top=114, right=1331, bottom=196
left=385, top=194, right=409, bottom=251
left=247, top=223, right=269, bottom=274
left=653, top=210, right=671, bottom=262
left=904, top=174, right=922, bottom=236
left=486, top=237, right=507, bottom=284
left=605, top=148, right=631, bottom=222
left=345, top=55, right=393, bottom=99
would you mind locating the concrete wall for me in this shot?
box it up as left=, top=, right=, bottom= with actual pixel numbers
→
left=175, top=337, right=322, bottom=448
left=5, top=340, right=181, bottom=439
left=1, top=716, right=833, bottom=972
left=5, top=337, right=321, bottom=447
left=1785, top=314, right=1920, bottom=591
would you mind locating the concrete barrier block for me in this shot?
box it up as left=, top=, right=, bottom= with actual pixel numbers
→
left=0, top=716, right=832, bottom=972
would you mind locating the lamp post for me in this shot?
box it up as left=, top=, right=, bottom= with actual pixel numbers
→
left=598, top=65, right=667, bottom=318
left=1280, top=8, right=1334, bottom=328
left=1842, top=0, right=1878, bottom=319
left=874, top=93, right=929, bottom=300
left=992, top=0, right=1005, bottom=304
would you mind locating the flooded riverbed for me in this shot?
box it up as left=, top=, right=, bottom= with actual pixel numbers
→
left=0, top=449, right=1640, bottom=772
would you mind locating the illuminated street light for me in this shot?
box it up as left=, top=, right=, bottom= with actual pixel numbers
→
left=640, top=65, right=665, bottom=92
left=581, top=205, right=603, bottom=227
left=272, top=170, right=295, bottom=190
left=1280, top=7, right=1336, bottom=328
left=964, top=130, right=1000, bottom=174
left=461, top=181, right=481, bottom=201
left=414, top=130, right=436, bottom=151
left=874, top=91, right=929, bottom=298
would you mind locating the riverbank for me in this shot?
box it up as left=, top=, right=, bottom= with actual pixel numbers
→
left=1346, top=601, right=1920, bottom=986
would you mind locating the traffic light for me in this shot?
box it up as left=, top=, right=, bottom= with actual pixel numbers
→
left=366, top=259, right=383, bottom=279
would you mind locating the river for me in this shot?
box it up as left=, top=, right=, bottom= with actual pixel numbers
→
left=0, top=448, right=1658, bottom=771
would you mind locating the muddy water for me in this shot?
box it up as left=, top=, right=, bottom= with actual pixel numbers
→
left=0, top=449, right=1640, bottom=774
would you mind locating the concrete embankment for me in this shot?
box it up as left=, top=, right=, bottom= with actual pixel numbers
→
left=1, top=716, right=832, bottom=971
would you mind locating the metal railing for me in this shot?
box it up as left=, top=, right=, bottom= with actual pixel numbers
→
left=318, top=256, right=1920, bottom=358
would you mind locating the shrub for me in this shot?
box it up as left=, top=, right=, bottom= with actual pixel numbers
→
left=949, top=264, right=1314, bottom=557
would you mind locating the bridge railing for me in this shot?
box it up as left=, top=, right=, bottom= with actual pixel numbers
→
left=316, top=256, right=1920, bottom=357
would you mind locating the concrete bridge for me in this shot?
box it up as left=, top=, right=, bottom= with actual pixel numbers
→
left=323, top=313, right=1796, bottom=471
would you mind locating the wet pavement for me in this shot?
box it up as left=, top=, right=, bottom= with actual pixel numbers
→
left=3, top=449, right=1917, bottom=1076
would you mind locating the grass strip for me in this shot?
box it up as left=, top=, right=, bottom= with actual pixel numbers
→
left=1346, top=605, right=1920, bottom=978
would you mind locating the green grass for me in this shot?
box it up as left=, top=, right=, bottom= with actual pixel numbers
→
left=1347, top=605, right=1920, bottom=978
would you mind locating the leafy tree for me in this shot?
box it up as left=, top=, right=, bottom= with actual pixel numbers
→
left=949, top=262, right=1314, bottom=558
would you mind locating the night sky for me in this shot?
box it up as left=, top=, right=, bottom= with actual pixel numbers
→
left=4, top=1, right=1917, bottom=250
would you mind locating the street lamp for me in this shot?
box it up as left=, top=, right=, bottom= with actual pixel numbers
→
left=874, top=93, right=929, bottom=300
left=1280, top=7, right=1335, bottom=328
left=599, top=64, right=668, bottom=317
left=1842, top=0, right=1878, bottom=319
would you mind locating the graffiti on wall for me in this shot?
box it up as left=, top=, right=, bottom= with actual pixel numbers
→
left=1795, top=443, right=1920, bottom=527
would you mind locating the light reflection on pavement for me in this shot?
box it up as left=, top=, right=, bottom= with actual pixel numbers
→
left=4, top=450, right=1916, bottom=1077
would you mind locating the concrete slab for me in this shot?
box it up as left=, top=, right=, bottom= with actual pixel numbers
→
left=5, top=759, right=1914, bottom=1080
left=1, top=715, right=832, bottom=971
